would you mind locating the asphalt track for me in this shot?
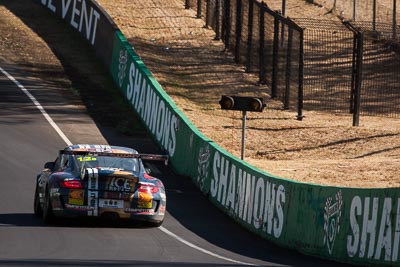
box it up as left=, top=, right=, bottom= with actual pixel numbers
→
left=0, top=62, right=349, bottom=266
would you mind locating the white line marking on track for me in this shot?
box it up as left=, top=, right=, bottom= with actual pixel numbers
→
left=0, top=66, right=256, bottom=266
left=0, top=67, right=73, bottom=146
left=159, top=226, right=256, bottom=266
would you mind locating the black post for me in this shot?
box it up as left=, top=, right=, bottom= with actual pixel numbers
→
left=284, top=28, right=293, bottom=109
left=205, top=0, right=211, bottom=27
left=235, top=0, right=243, bottom=63
left=185, top=0, right=190, bottom=9
left=197, top=0, right=202, bottom=18
left=241, top=111, right=247, bottom=160
left=271, top=16, right=280, bottom=98
left=353, top=32, right=364, bottom=126
left=393, top=0, right=397, bottom=41
left=215, top=0, right=221, bottom=40
left=245, top=0, right=254, bottom=72
left=222, top=0, right=231, bottom=49
left=350, top=30, right=357, bottom=113
left=297, top=29, right=304, bottom=121
left=259, top=3, right=266, bottom=84
left=372, top=0, right=376, bottom=31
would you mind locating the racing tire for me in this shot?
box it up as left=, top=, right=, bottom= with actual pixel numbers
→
left=33, top=182, right=43, bottom=217
left=42, top=187, right=55, bottom=224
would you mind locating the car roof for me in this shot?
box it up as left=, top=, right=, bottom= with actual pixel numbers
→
left=64, top=144, right=138, bottom=154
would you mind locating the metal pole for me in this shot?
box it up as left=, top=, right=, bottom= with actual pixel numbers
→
left=245, top=0, right=254, bottom=72
left=241, top=111, right=247, bottom=160
left=281, top=0, right=286, bottom=47
left=373, top=0, right=376, bottom=31
left=353, top=32, right=363, bottom=127
left=353, top=0, right=356, bottom=21
left=197, top=0, right=202, bottom=18
left=235, top=0, right=243, bottom=63
left=393, top=0, right=397, bottom=41
left=297, top=28, right=304, bottom=121
left=215, top=0, right=221, bottom=40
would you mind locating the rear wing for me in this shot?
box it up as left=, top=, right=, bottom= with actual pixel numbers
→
left=61, top=150, right=169, bottom=165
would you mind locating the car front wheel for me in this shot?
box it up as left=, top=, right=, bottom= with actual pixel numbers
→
left=33, top=181, right=42, bottom=217
left=42, top=187, right=55, bottom=224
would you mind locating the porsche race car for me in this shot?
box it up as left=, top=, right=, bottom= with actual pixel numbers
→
left=34, top=144, right=168, bottom=226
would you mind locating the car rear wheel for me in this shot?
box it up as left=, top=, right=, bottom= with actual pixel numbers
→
left=42, top=187, right=55, bottom=224
left=33, top=181, right=42, bottom=217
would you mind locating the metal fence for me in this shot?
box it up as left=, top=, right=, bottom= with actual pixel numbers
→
left=185, top=0, right=304, bottom=118
left=184, top=0, right=400, bottom=123
left=351, top=21, right=400, bottom=118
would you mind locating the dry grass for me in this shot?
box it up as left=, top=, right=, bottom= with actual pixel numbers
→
left=3, top=0, right=398, bottom=188
left=94, top=0, right=400, bottom=188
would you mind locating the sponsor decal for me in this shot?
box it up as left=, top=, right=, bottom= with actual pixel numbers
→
left=211, top=151, right=285, bottom=238
left=104, top=191, right=131, bottom=201
left=124, top=208, right=155, bottom=215
left=159, top=206, right=166, bottom=216
left=347, top=196, right=400, bottom=262
left=50, top=188, right=60, bottom=196
left=69, top=189, right=84, bottom=206
left=138, top=192, right=153, bottom=209
left=107, top=177, right=134, bottom=192
left=125, top=61, right=177, bottom=157
left=197, top=145, right=210, bottom=192
left=160, top=192, right=166, bottom=201
left=99, top=199, right=123, bottom=209
left=323, top=190, right=343, bottom=255
left=65, top=204, right=95, bottom=211
left=87, top=168, right=99, bottom=216
left=40, top=0, right=101, bottom=45
left=118, top=50, right=128, bottom=87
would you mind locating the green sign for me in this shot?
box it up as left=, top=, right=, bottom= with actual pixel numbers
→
left=109, top=29, right=400, bottom=267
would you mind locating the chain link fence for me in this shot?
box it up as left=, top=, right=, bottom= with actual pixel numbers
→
left=184, top=0, right=400, bottom=123
left=351, top=21, right=400, bottom=118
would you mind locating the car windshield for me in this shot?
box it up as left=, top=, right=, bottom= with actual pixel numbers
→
left=72, top=155, right=139, bottom=172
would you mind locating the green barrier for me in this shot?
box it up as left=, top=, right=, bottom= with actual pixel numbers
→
left=33, top=2, right=400, bottom=264
left=110, top=30, right=400, bottom=267
left=35, top=0, right=400, bottom=266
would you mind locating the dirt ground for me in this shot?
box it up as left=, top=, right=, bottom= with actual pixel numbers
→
left=1, top=0, right=399, bottom=188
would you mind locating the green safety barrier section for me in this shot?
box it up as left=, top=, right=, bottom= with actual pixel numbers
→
left=110, top=30, right=400, bottom=267
left=34, top=1, right=400, bottom=265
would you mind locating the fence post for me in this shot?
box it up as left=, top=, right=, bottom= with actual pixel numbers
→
left=215, top=0, right=221, bottom=40
left=284, top=28, right=293, bottom=109
left=235, top=0, right=243, bottom=63
left=349, top=28, right=357, bottom=114
left=222, top=0, right=231, bottom=49
left=259, top=3, right=266, bottom=84
left=245, top=0, right=254, bottom=72
left=393, top=0, right=397, bottom=41
left=197, top=0, right=202, bottom=18
left=353, top=32, right=364, bottom=126
left=297, top=28, right=304, bottom=121
left=372, top=0, right=376, bottom=31
left=271, top=16, right=280, bottom=98
left=205, top=0, right=211, bottom=27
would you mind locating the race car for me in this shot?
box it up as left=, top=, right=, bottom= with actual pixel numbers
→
left=34, top=144, right=168, bottom=226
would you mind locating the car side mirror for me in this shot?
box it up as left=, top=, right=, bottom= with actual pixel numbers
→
left=44, top=162, right=55, bottom=170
